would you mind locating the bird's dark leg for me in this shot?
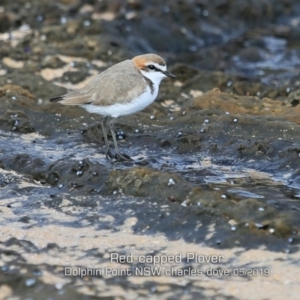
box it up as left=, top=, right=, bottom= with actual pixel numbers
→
left=109, top=118, right=131, bottom=161
left=100, top=116, right=114, bottom=159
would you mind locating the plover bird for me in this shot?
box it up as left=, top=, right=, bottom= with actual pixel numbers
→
left=50, top=53, right=175, bottom=161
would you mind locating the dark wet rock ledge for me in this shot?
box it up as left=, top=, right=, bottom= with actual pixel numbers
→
left=1, top=1, right=300, bottom=299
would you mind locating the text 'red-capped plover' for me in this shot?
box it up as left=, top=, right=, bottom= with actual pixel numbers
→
left=50, top=53, right=176, bottom=161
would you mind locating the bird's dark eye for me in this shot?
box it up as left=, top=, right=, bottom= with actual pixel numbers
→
left=148, top=65, right=155, bottom=70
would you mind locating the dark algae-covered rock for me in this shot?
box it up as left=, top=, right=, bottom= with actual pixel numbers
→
left=0, top=1, right=300, bottom=299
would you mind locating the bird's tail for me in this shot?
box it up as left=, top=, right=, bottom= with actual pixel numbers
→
left=49, top=96, right=64, bottom=102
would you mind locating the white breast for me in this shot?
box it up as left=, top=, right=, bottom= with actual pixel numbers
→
left=80, top=85, right=158, bottom=118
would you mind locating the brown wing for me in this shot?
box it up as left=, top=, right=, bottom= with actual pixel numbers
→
left=50, top=60, right=147, bottom=106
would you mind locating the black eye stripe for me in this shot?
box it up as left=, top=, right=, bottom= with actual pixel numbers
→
left=147, top=64, right=164, bottom=72
left=148, top=64, right=156, bottom=70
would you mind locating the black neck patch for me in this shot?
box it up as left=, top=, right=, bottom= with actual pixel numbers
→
left=143, top=76, right=154, bottom=94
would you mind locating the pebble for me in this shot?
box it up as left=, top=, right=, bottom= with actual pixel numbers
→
left=202, top=10, right=209, bottom=17
left=83, top=20, right=91, bottom=26
left=168, top=178, right=175, bottom=186
left=163, top=6, right=170, bottom=13
left=25, top=278, right=36, bottom=287
left=61, top=17, right=67, bottom=24
left=227, top=80, right=233, bottom=87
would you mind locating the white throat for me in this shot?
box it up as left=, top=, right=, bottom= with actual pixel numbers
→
left=140, top=65, right=167, bottom=87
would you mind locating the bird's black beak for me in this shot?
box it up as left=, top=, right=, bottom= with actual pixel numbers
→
left=163, top=70, right=176, bottom=78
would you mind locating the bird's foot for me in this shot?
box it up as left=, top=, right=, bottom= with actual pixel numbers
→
left=105, top=149, right=115, bottom=160
left=115, top=152, right=132, bottom=161
left=105, top=149, right=131, bottom=161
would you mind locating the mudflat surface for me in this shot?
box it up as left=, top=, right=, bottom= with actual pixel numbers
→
left=0, top=1, right=300, bottom=299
